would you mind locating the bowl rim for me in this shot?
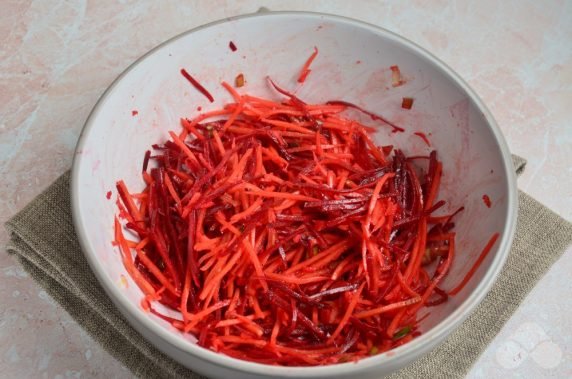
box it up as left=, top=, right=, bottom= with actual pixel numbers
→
left=71, top=10, right=518, bottom=377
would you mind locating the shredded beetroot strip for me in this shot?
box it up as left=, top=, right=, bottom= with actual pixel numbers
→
left=326, top=100, right=405, bottom=133
left=113, top=63, right=497, bottom=366
left=180, top=68, right=215, bottom=103
left=482, top=194, right=492, bottom=208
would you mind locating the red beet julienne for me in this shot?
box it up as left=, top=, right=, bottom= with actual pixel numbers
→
left=482, top=194, right=492, bottom=208
left=113, top=76, right=483, bottom=365
left=180, top=68, right=214, bottom=103
left=325, top=100, right=405, bottom=133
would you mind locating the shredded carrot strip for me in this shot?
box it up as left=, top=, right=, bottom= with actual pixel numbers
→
left=355, top=297, right=421, bottom=319
left=181, top=118, right=205, bottom=141
left=116, top=180, right=143, bottom=222
left=242, top=240, right=268, bottom=291
left=114, top=219, right=156, bottom=296
left=168, top=131, right=200, bottom=167
left=298, top=47, right=319, bottom=83
left=449, top=233, right=499, bottom=295
left=328, top=282, right=365, bottom=342
left=184, top=300, right=231, bottom=331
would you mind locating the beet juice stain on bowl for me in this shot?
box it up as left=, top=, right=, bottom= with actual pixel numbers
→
left=72, top=12, right=517, bottom=379
left=112, top=50, right=498, bottom=365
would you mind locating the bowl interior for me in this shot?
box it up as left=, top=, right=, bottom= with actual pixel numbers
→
left=72, top=12, right=515, bottom=375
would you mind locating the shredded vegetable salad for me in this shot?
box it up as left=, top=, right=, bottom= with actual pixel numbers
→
left=112, top=48, right=498, bottom=366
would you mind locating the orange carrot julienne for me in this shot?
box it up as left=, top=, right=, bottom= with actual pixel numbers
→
left=354, top=297, right=421, bottom=319
left=221, top=80, right=243, bottom=103
left=181, top=118, right=205, bottom=141
left=116, top=180, right=143, bottom=223
left=114, top=218, right=156, bottom=296
left=133, top=247, right=179, bottom=296
left=449, top=233, right=499, bottom=295
left=184, top=300, right=231, bottom=332
left=328, top=282, right=365, bottom=342
left=168, top=131, right=200, bottom=167
left=298, top=47, right=319, bottom=83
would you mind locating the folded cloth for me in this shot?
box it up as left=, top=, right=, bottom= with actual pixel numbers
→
left=5, top=155, right=572, bottom=378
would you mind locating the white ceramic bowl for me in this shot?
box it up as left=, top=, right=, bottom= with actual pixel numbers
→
left=72, top=12, right=517, bottom=379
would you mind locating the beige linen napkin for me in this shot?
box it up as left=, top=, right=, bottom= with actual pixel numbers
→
left=5, top=156, right=572, bottom=379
